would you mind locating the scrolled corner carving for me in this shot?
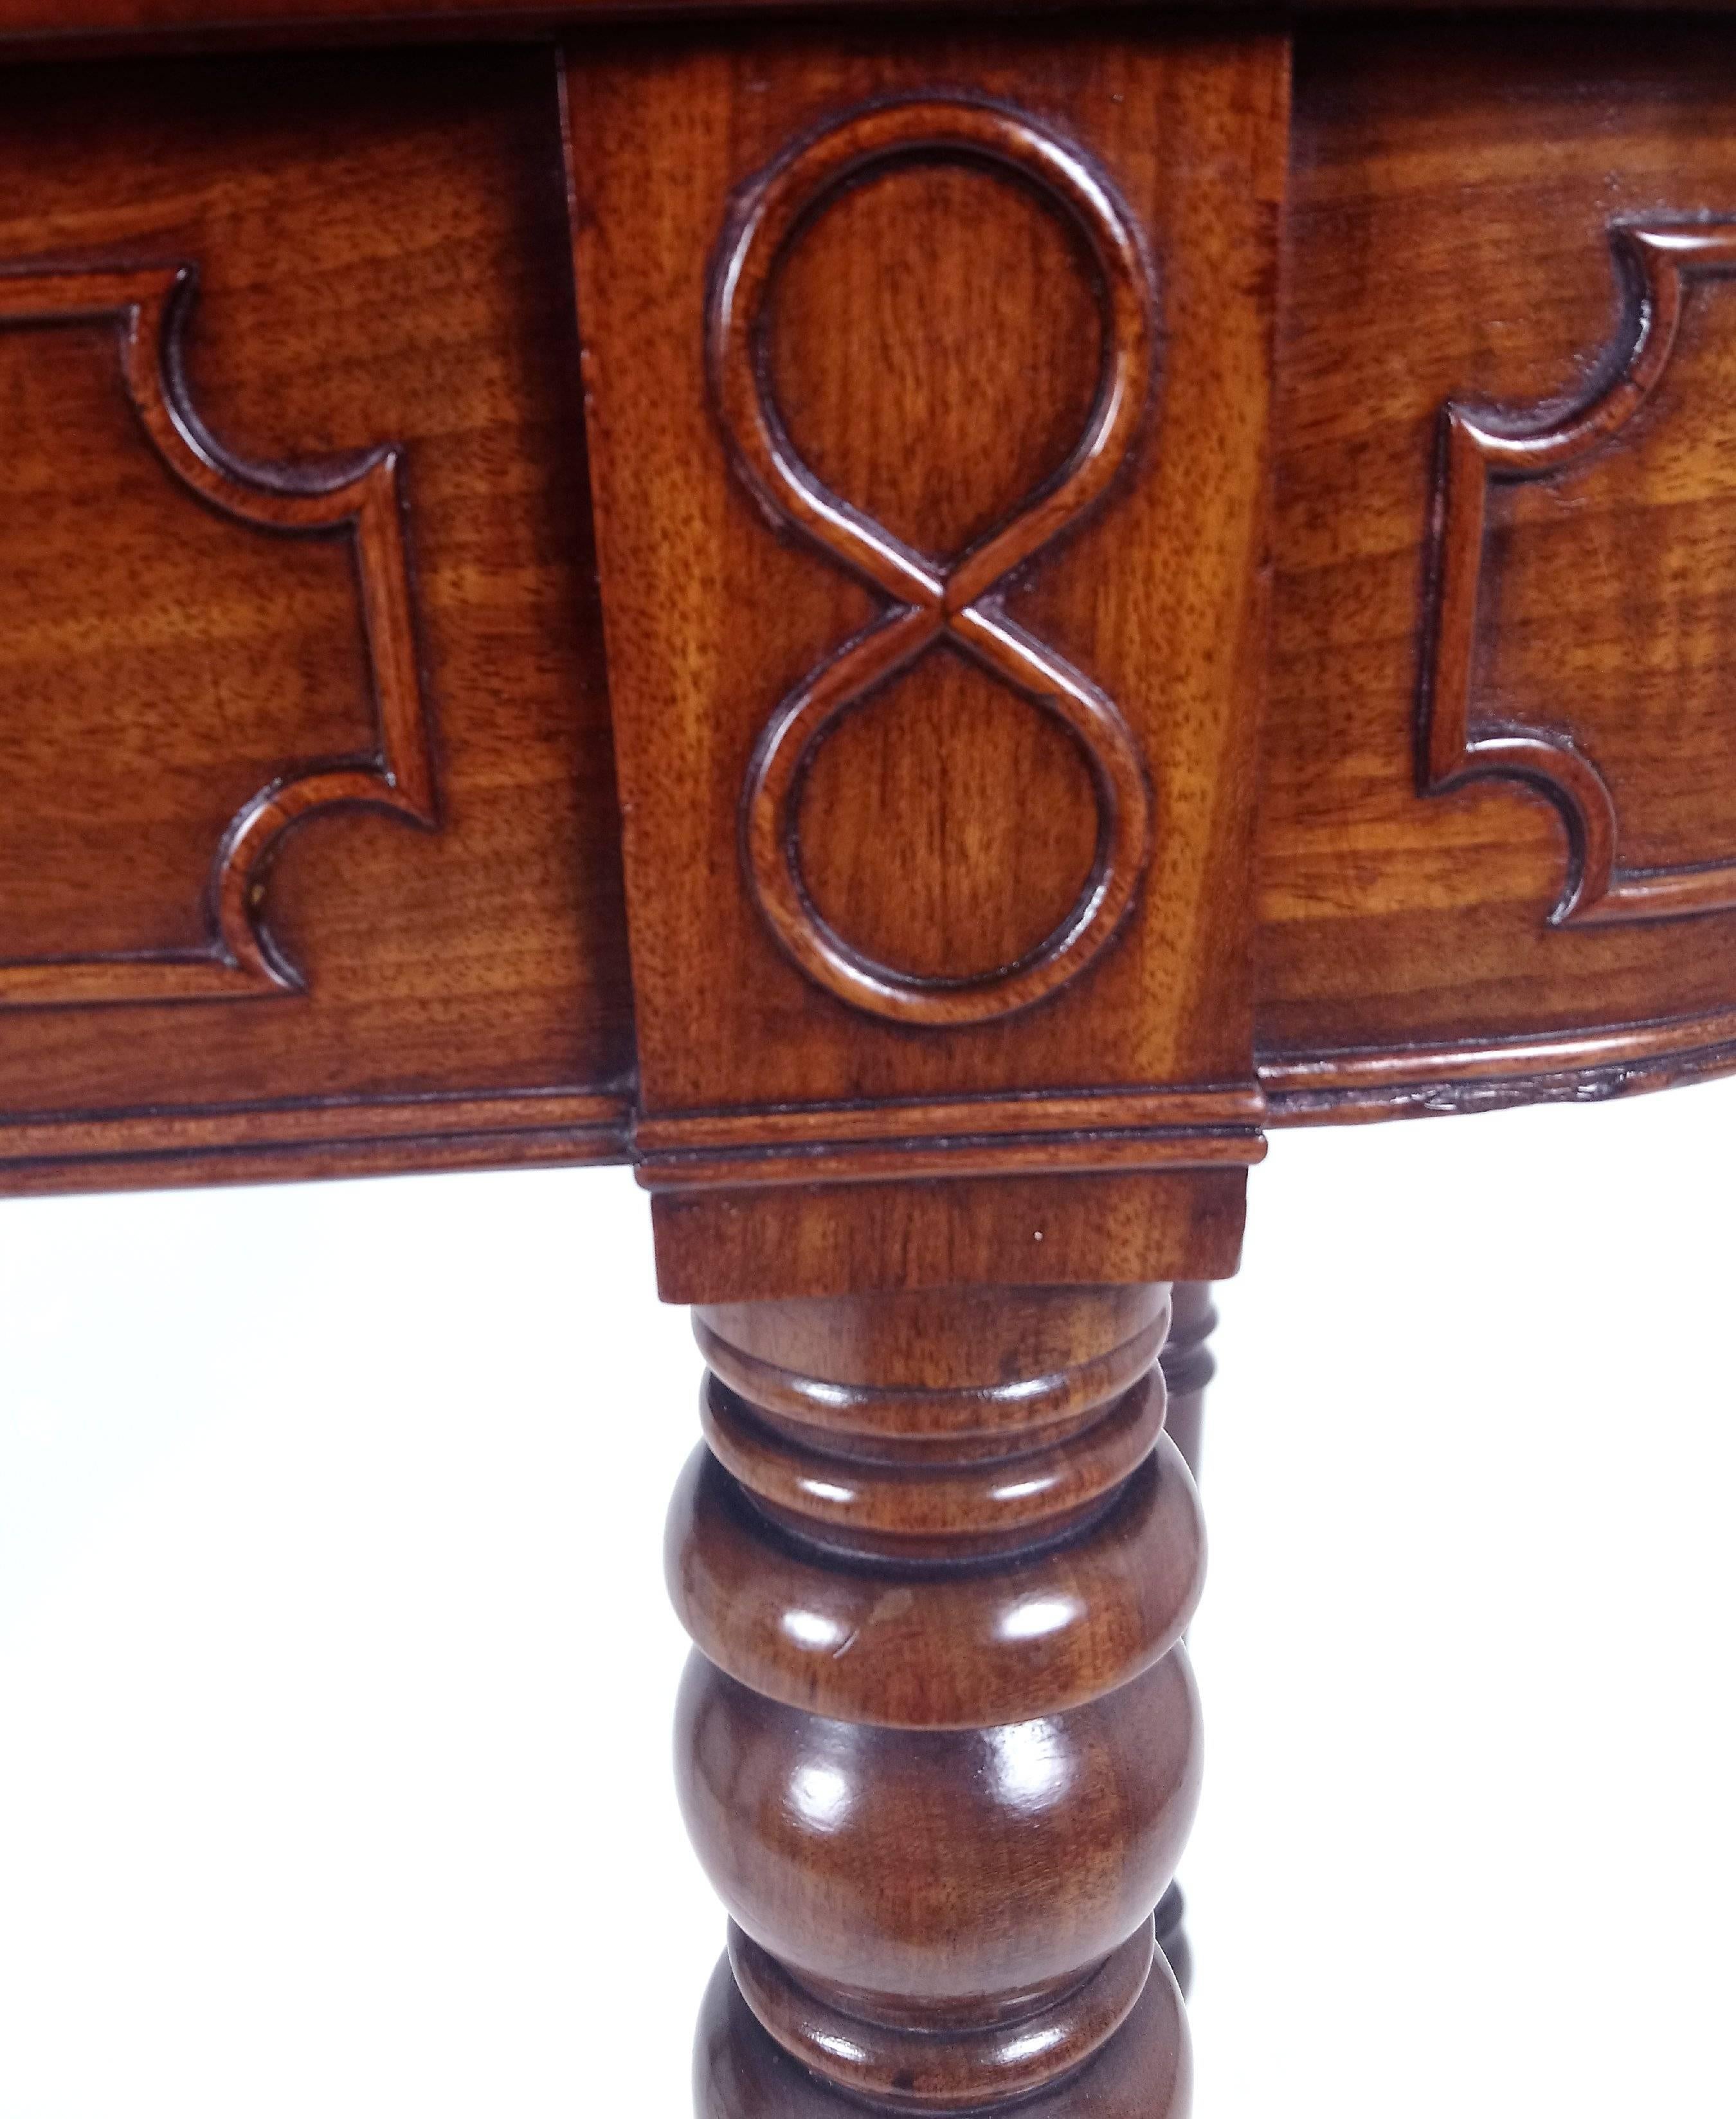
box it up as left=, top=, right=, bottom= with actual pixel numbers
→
left=1420, top=219, right=1736, bottom=929
left=706, top=96, right=1159, bottom=1028
left=0, top=260, right=437, bottom=1009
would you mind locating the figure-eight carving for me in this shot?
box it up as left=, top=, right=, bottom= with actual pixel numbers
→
left=708, top=97, right=1158, bottom=1027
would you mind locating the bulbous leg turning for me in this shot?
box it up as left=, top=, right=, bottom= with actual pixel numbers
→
left=695, top=1943, right=1193, bottom=2118
left=667, top=1282, right=1206, bottom=2116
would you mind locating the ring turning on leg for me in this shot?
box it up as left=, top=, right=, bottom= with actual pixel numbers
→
left=667, top=1281, right=1206, bottom=2116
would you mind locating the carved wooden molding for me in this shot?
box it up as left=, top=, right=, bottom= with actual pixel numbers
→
left=0, top=260, right=435, bottom=1008
left=708, top=96, right=1157, bottom=1026
left=635, top=1083, right=1267, bottom=1191
left=1421, top=219, right=1736, bottom=929
left=1259, top=1001, right=1736, bottom=1123
left=0, top=1088, right=633, bottom=1196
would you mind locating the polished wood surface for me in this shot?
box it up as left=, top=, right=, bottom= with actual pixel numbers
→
left=568, top=23, right=1283, bottom=1300
left=0, top=46, right=633, bottom=1191
left=11, top=24, right=1736, bottom=1199
left=2, top=14, right=1730, bottom=2115
left=672, top=1282, right=1200, bottom=2114
left=1261, top=21, right=1736, bottom=1116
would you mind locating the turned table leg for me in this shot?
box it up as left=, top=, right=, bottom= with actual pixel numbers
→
left=1159, top=1282, right=1218, bottom=1487
left=665, top=1281, right=1206, bottom=2116
left=1152, top=1282, right=1219, bottom=1999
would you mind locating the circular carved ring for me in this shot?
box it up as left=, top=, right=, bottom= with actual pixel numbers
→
left=708, top=97, right=1159, bottom=1026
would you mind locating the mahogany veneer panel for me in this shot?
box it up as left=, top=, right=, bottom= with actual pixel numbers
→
left=0, top=45, right=635, bottom=1188
left=1261, top=22, right=1736, bottom=1116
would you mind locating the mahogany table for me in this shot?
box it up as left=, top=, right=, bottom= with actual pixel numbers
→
left=5, top=4, right=1731, bottom=2109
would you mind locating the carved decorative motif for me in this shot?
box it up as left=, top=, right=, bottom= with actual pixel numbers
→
left=708, top=97, right=1157, bottom=1026
left=0, top=261, right=435, bottom=1008
left=1421, top=220, right=1736, bottom=928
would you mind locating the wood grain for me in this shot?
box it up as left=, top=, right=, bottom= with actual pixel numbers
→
left=0, top=260, right=435, bottom=1008
left=0, top=46, right=634, bottom=1190
left=672, top=1281, right=1200, bottom=2114
left=10, top=23, right=1736, bottom=2119
left=1422, top=221, right=1736, bottom=927
left=696, top=1938, right=1190, bottom=2119
left=709, top=95, right=1159, bottom=1031
left=1260, top=21, right=1736, bottom=1118
left=568, top=23, right=1287, bottom=1298
left=12, top=22, right=1736, bottom=1201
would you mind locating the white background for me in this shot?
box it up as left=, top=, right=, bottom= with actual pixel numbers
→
left=2, top=1077, right=1732, bottom=2117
